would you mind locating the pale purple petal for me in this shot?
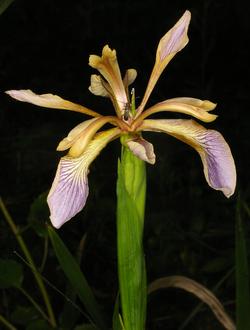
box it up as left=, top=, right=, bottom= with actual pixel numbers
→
left=141, top=119, right=236, bottom=197
left=47, top=157, right=89, bottom=229
left=5, top=89, right=100, bottom=117
left=137, top=11, right=191, bottom=114
left=127, top=137, right=156, bottom=164
left=196, top=129, right=236, bottom=197
left=48, top=127, right=121, bottom=228
left=159, top=10, right=191, bottom=61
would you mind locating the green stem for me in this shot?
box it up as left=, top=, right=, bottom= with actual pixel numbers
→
left=0, top=197, right=57, bottom=328
left=0, top=314, right=17, bottom=330
left=17, top=286, right=50, bottom=323
left=116, top=146, right=147, bottom=330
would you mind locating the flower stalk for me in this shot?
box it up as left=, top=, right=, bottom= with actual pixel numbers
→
left=117, top=146, right=147, bottom=329
left=0, top=197, right=57, bottom=328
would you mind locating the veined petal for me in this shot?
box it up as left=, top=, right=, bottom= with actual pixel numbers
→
left=5, top=89, right=100, bottom=117
left=135, top=98, right=217, bottom=124
left=127, top=137, right=156, bottom=164
left=140, top=119, right=236, bottom=197
left=137, top=10, right=191, bottom=114
left=48, top=127, right=121, bottom=228
left=89, top=45, right=128, bottom=116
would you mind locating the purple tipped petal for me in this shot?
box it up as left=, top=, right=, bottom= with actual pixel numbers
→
left=127, top=137, right=156, bottom=164
left=141, top=119, right=236, bottom=197
left=196, top=129, right=236, bottom=197
left=159, top=10, right=191, bottom=61
left=137, top=11, right=191, bottom=113
left=47, top=157, right=89, bottom=229
left=5, top=89, right=100, bottom=117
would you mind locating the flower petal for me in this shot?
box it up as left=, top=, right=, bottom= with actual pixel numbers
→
left=164, top=97, right=217, bottom=111
left=123, top=69, right=137, bottom=87
left=89, top=45, right=128, bottom=116
left=48, top=128, right=121, bottom=228
left=5, top=89, right=100, bottom=117
left=88, top=74, right=109, bottom=97
left=57, top=118, right=98, bottom=151
left=141, top=119, right=236, bottom=197
left=127, top=137, right=156, bottom=164
left=137, top=10, right=191, bottom=114
left=135, top=98, right=217, bottom=124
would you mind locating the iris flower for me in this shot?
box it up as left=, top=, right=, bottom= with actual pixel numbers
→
left=6, top=10, right=236, bottom=228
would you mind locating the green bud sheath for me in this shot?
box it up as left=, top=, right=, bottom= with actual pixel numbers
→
left=116, top=145, right=147, bottom=330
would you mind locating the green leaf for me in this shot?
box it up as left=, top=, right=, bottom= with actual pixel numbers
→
left=11, top=306, right=39, bottom=326
left=116, top=147, right=147, bottom=330
left=74, top=324, right=97, bottom=330
left=236, top=198, right=250, bottom=330
left=28, top=192, right=49, bottom=238
left=202, top=256, right=232, bottom=273
left=112, top=295, right=124, bottom=330
left=48, top=226, right=106, bottom=330
left=26, top=319, right=52, bottom=330
left=0, top=0, right=14, bottom=15
left=0, top=259, right=23, bottom=288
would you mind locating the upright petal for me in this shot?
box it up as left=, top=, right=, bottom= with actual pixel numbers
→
left=5, top=89, right=100, bottom=117
left=127, top=137, right=156, bottom=164
left=123, top=69, right=137, bottom=89
left=88, top=74, right=109, bottom=97
left=48, top=127, right=121, bottom=228
left=140, top=119, right=236, bottom=197
left=137, top=11, right=191, bottom=114
left=89, top=45, right=128, bottom=116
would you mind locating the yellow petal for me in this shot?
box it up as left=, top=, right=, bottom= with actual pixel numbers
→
left=88, top=74, right=109, bottom=97
left=123, top=69, right=137, bottom=87
left=89, top=45, right=128, bottom=116
left=164, top=97, right=217, bottom=111
left=5, top=89, right=100, bottom=117
left=57, top=118, right=98, bottom=151
left=68, top=116, right=120, bottom=157
left=135, top=98, right=217, bottom=124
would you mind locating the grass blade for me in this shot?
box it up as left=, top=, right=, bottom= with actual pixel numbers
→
left=236, top=198, right=250, bottom=330
left=48, top=226, right=106, bottom=330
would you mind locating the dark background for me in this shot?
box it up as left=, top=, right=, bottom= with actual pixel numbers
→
left=0, top=0, right=249, bottom=329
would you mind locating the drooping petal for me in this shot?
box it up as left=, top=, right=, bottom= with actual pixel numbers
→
left=135, top=98, right=217, bottom=124
left=127, top=137, right=156, bottom=164
left=140, top=119, right=236, bottom=197
left=89, top=45, right=128, bottom=116
left=5, top=89, right=100, bottom=117
left=137, top=10, right=191, bottom=114
left=48, top=127, right=121, bottom=228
